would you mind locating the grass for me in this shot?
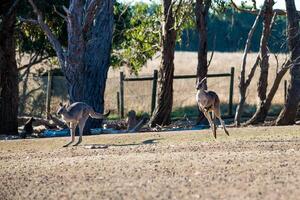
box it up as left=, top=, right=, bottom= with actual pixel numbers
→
left=1, top=126, right=300, bottom=200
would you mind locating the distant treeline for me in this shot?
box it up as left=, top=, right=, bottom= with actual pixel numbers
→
left=176, top=10, right=287, bottom=52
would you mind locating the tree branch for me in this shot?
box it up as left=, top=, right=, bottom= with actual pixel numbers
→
left=18, top=55, right=51, bottom=71
left=207, top=34, right=216, bottom=68
left=245, top=54, right=260, bottom=87
left=27, top=0, right=65, bottom=68
left=231, top=0, right=299, bottom=16
left=19, top=17, right=39, bottom=25
left=240, top=6, right=264, bottom=85
left=5, top=0, right=21, bottom=17
left=83, top=0, right=101, bottom=33
left=53, top=5, right=67, bottom=22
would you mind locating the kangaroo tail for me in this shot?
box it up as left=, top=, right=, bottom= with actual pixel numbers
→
left=89, top=109, right=110, bottom=119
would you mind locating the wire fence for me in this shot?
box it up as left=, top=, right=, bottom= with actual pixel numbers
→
left=18, top=69, right=235, bottom=119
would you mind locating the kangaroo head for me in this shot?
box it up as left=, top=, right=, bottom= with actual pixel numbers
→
left=196, top=77, right=207, bottom=90
left=57, top=102, right=67, bottom=115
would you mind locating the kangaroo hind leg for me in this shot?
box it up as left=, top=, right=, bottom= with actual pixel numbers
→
left=73, top=117, right=88, bottom=146
left=63, top=122, right=76, bottom=147
left=203, top=111, right=217, bottom=139
left=214, top=109, right=229, bottom=136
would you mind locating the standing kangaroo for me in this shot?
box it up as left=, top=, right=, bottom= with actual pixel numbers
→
left=57, top=102, right=110, bottom=147
left=196, top=77, right=229, bottom=138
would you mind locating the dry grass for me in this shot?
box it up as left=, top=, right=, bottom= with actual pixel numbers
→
left=1, top=126, right=300, bottom=200
left=105, top=52, right=289, bottom=114
left=19, top=52, right=289, bottom=117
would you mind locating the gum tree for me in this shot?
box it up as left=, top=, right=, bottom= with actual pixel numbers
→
left=26, top=0, right=114, bottom=131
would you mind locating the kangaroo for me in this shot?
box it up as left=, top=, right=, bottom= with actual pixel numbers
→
left=57, top=102, right=110, bottom=147
left=196, top=77, right=229, bottom=139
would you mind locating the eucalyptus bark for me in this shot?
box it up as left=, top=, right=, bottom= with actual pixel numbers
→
left=0, top=1, right=19, bottom=134
left=28, top=0, right=114, bottom=133
left=195, top=0, right=211, bottom=88
left=276, top=0, right=300, bottom=125
left=257, top=0, right=273, bottom=102
left=149, top=0, right=176, bottom=127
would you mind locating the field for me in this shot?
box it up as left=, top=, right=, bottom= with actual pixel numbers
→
left=1, top=126, right=299, bottom=200
left=19, top=52, right=289, bottom=117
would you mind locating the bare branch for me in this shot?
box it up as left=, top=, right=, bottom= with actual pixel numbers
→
left=240, top=6, right=264, bottom=85
left=18, top=17, right=39, bottom=25
left=5, top=0, right=21, bottom=17
left=231, top=0, right=299, bottom=16
left=53, top=5, right=67, bottom=22
left=83, top=0, right=101, bottom=33
left=207, top=35, right=216, bottom=68
left=18, top=55, right=51, bottom=71
left=245, top=54, right=260, bottom=87
left=62, top=6, right=71, bottom=16
left=230, top=0, right=258, bottom=14
left=27, top=0, right=65, bottom=68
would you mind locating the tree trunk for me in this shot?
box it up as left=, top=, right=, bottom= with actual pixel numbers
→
left=247, top=0, right=275, bottom=125
left=257, top=0, right=273, bottom=102
left=28, top=0, right=114, bottom=133
left=195, top=0, right=211, bottom=124
left=247, top=66, right=289, bottom=124
left=234, top=8, right=263, bottom=126
left=149, top=0, right=176, bottom=127
left=276, top=0, right=300, bottom=125
left=64, top=0, right=114, bottom=132
left=195, top=0, right=211, bottom=88
left=0, top=4, right=18, bottom=135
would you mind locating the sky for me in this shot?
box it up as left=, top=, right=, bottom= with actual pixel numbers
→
left=121, top=0, right=300, bottom=10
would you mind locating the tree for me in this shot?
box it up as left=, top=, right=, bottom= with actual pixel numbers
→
left=26, top=0, right=114, bottom=132
left=0, top=0, right=19, bottom=135
left=149, top=0, right=177, bottom=126
left=234, top=7, right=263, bottom=126
left=112, top=2, right=160, bottom=74
left=149, top=0, right=190, bottom=126
left=195, top=0, right=211, bottom=88
left=276, top=0, right=300, bottom=125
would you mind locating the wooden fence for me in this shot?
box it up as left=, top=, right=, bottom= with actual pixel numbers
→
left=118, top=67, right=235, bottom=118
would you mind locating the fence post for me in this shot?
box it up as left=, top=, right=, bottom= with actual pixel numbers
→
left=284, top=80, right=287, bottom=103
left=117, top=92, right=120, bottom=117
left=229, top=67, right=235, bottom=116
left=46, top=70, right=53, bottom=119
left=151, top=70, right=158, bottom=115
left=120, top=71, right=125, bottom=118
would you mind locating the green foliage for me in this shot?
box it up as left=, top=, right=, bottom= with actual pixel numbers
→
left=16, top=0, right=68, bottom=59
left=112, top=2, right=161, bottom=74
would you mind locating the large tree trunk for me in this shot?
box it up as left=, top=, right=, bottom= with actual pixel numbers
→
left=64, top=0, right=114, bottom=132
left=0, top=3, right=18, bottom=135
left=29, top=0, right=114, bottom=133
left=149, top=0, right=176, bottom=127
left=276, top=0, right=300, bottom=125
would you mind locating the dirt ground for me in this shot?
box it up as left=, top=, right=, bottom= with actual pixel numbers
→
left=1, top=126, right=300, bottom=200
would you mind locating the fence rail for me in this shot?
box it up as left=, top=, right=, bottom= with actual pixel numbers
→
left=119, top=67, right=235, bottom=118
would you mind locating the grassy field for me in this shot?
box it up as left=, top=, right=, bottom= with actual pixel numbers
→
left=1, top=126, right=299, bottom=199
left=19, top=52, right=289, bottom=117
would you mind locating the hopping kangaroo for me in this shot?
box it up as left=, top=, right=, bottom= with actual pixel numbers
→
left=57, top=102, right=110, bottom=147
left=196, top=77, right=229, bottom=138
